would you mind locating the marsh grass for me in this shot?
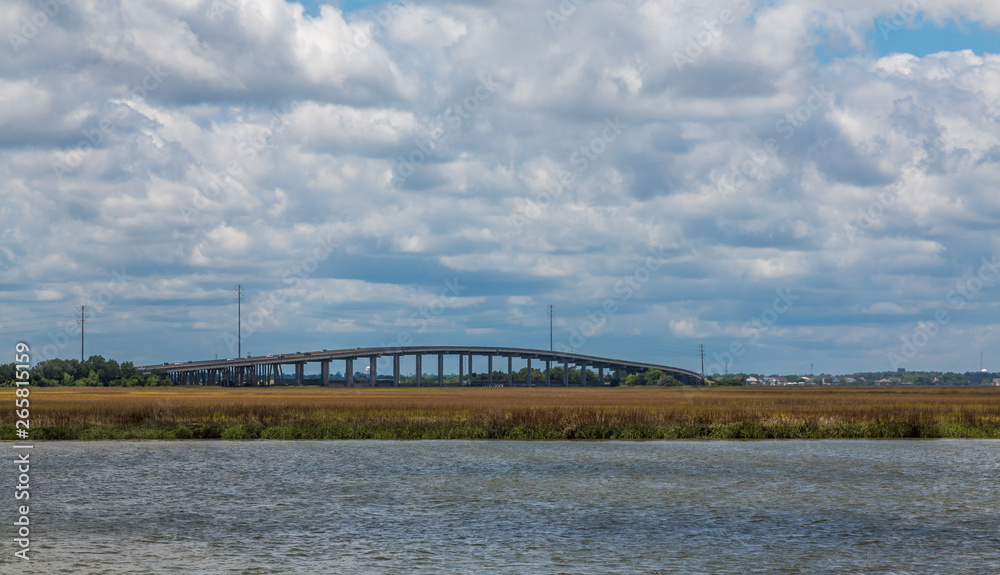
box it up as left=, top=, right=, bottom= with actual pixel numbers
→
left=2, top=386, right=999, bottom=440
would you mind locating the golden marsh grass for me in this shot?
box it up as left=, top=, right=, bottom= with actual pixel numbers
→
left=3, top=386, right=999, bottom=440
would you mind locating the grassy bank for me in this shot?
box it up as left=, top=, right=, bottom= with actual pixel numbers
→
left=2, top=386, right=999, bottom=440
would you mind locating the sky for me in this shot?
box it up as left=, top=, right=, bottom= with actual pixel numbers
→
left=3, top=0, right=1000, bottom=376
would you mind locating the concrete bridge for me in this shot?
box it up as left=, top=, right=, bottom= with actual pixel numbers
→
left=138, top=346, right=703, bottom=387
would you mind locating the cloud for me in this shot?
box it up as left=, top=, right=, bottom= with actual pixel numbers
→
left=2, top=0, right=1000, bottom=373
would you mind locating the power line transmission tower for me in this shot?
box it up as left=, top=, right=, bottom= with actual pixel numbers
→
left=235, top=284, right=243, bottom=359
left=548, top=304, right=554, bottom=351
left=78, top=305, right=88, bottom=362
left=699, top=343, right=705, bottom=384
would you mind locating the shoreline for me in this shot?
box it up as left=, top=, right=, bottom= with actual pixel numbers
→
left=4, top=386, right=998, bottom=440
left=5, top=421, right=1000, bottom=440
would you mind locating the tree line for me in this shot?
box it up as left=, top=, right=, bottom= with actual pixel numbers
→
left=0, top=356, right=170, bottom=387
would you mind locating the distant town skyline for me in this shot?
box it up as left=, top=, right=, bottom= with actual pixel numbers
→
left=3, top=0, right=1000, bottom=375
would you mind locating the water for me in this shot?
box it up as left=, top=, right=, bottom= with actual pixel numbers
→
left=2, top=440, right=998, bottom=574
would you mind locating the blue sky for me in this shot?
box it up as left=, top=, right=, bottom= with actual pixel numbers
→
left=294, top=0, right=385, bottom=16
left=3, top=0, right=1000, bottom=376
left=871, top=15, right=1000, bottom=57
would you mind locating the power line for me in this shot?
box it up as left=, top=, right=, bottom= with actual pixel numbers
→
left=699, top=343, right=705, bottom=383
left=78, top=305, right=88, bottom=362
left=235, top=284, right=243, bottom=359
left=548, top=304, right=554, bottom=351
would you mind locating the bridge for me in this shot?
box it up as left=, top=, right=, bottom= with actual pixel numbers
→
left=138, top=346, right=703, bottom=387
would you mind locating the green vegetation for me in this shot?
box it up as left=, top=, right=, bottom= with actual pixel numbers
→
left=0, top=356, right=170, bottom=387
left=622, top=369, right=680, bottom=386
left=2, top=386, right=998, bottom=440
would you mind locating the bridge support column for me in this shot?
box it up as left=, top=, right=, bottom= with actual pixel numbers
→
left=488, top=356, right=493, bottom=385
left=563, top=362, right=569, bottom=386
left=295, top=363, right=304, bottom=386
left=507, top=357, right=512, bottom=386
left=458, top=353, right=464, bottom=386
left=438, top=354, right=444, bottom=386
left=321, top=361, right=329, bottom=386
left=599, top=367, right=604, bottom=386
left=545, top=361, right=550, bottom=386
left=370, top=357, right=378, bottom=386
left=346, top=359, right=354, bottom=387
left=416, top=355, right=422, bottom=386
left=393, top=356, right=400, bottom=386
left=469, top=354, right=474, bottom=384
left=581, top=365, right=587, bottom=386
left=527, top=358, right=532, bottom=386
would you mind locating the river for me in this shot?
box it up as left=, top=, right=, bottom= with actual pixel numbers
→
left=2, top=440, right=998, bottom=574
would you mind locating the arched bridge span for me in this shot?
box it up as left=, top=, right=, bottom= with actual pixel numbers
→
left=138, top=346, right=703, bottom=387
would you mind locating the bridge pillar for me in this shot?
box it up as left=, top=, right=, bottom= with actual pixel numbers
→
left=563, top=362, right=569, bottom=386
left=545, top=361, right=550, bottom=386
left=346, top=358, right=354, bottom=387
left=416, top=355, right=422, bottom=386
left=468, top=354, right=474, bottom=384
left=507, top=356, right=512, bottom=386
left=527, top=358, right=532, bottom=386
left=581, top=365, right=587, bottom=386
left=393, top=356, right=400, bottom=386
left=458, top=353, right=464, bottom=385
left=599, top=366, right=604, bottom=386
left=321, top=361, right=329, bottom=386
left=370, top=356, right=378, bottom=386
left=295, top=363, right=304, bottom=385
left=488, top=356, right=493, bottom=385
left=438, top=354, right=444, bottom=386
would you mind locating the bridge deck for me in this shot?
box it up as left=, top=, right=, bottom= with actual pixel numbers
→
left=138, top=345, right=703, bottom=385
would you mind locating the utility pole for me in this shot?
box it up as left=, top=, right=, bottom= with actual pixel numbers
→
left=78, top=305, right=88, bottom=362
left=699, top=344, right=705, bottom=384
left=235, top=284, right=243, bottom=359
left=548, top=304, right=554, bottom=351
